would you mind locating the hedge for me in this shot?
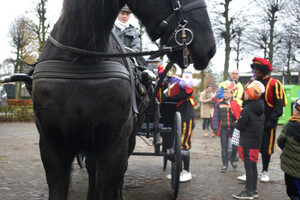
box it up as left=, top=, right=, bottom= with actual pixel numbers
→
left=0, top=99, right=34, bottom=122
left=7, top=99, right=33, bottom=106
left=1, top=99, right=200, bottom=122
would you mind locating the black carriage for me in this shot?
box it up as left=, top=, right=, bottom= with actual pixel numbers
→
left=132, top=101, right=182, bottom=200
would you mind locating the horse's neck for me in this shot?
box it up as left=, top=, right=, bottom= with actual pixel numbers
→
left=39, top=0, right=124, bottom=63
left=57, top=0, right=123, bottom=51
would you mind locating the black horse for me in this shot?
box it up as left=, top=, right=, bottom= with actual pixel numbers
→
left=33, top=0, right=216, bottom=199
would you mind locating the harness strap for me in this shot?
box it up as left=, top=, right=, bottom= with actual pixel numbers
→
left=111, top=30, right=139, bottom=116
left=151, top=0, right=207, bottom=41
left=48, top=34, right=184, bottom=59
left=33, top=60, right=130, bottom=81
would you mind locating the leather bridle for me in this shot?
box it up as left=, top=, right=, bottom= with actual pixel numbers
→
left=48, top=0, right=207, bottom=64
left=24, top=0, right=207, bottom=117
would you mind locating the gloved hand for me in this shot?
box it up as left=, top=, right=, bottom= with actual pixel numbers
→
left=264, top=120, right=277, bottom=131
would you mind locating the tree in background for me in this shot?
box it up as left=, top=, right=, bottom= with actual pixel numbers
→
left=1, top=59, right=15, bottom=74
left=213, top=0, right=235, bottom=81
left=287, top=0, right=300, bottom=65
left=249, top=0, right=286, bottom=66
left=231, top=18, right=248, bottom=70
left=209, top=0, right=250, bottom=81
left=34, top=0, right=50, bottom=52
left=8, top=16, right=38, bottom=99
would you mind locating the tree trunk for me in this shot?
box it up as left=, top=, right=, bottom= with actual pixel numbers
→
left=223, top=0, right=232, bottom=81
left=224, top=43, right=231, bottom=81
left=200, top=70, right=205, bottom=91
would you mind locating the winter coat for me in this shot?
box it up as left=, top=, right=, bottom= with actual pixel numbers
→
left=235, top=99, right=265, bottom=149
left=199, top=90, right=214, bottom=118
left=114, top=24, right=140, bottom=52
left=212, top=99, right=241, bottom=134
left=277, top=116, right=300, bottom=179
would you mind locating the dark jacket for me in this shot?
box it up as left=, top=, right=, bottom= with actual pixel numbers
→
left=277, top=116, right=300, bottom=179
left=212, top=99, right=241, bottom=132
left=236, top=99, right=265, bottom=149
left=114, top=24, right=140, bottom=52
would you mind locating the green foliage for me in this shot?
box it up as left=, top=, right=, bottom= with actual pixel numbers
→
left=0, top=106, right=34, bottom=122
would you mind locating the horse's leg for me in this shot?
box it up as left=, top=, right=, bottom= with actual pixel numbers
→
left=39, top=131, right=74, bottom=200
left=95, top=122, right=132, bottom=200
left=85, top=155, right=97, bottom=200
left=97, top=155, right=128, bottom=200
left=128, top=130, right=136, bottom=157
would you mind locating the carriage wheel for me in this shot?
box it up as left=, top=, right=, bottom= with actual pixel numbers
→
left=76, top=153, right=86, bottom=169
left=170, top=111, right=182, bottom=200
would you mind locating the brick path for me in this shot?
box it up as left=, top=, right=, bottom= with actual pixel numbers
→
left=0, top=120, right=289, bottom=200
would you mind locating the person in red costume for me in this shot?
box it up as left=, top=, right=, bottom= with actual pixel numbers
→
left=237, top=57, right=287, bottom=183
left=158, top=67, right=196, bottom=182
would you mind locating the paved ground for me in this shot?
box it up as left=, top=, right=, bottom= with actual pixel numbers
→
left=0, top=120, right=288, bottom=200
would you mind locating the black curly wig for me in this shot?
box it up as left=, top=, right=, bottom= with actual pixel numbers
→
left=250, top=63, right=270, bottom=76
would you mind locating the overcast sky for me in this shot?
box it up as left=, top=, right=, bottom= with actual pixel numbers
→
left=0, top=0, right=252, bottom=74
left=0, top=0, right=63, bottom=65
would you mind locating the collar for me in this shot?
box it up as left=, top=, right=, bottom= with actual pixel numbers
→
left=262, top=75, right=270, bottom=80
left=228, top=78, right=239, bottom=84
left=114, top=19, right=130, bottom=31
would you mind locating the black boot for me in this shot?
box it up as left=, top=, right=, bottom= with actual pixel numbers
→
left=181, top=150, right=190, bottom=172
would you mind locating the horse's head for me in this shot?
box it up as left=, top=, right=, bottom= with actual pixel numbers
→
left=127, top=0, right=216, bottom=70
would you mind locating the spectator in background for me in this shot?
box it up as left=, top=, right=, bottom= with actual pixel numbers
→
left=213, top=82, right=241, bottom=172
left=277, top=98, right=300, bottom=200
left=199, top=84, right=215, bottom=137
left=114, top=5, right=140, bottom=52
left=216, top=69, right=244, bottom=106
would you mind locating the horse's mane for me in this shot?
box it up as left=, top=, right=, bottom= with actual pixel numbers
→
left=57, top=0, right=124, bottom=50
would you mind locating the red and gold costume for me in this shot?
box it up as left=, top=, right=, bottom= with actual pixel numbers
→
left=158, top=76, right=196, bottom=150
left=247, top=57, right=287, bottom=155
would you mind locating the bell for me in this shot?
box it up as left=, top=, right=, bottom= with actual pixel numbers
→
left=167, top=65, right=177, bottom=77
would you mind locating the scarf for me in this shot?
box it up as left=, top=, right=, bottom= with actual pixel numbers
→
left=114, top=19, right=130, bottom=31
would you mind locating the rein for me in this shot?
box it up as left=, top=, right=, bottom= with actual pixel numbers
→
left=48, top=34, right=184, bottom=60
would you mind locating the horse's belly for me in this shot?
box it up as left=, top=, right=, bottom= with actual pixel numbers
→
left=32, top=78, right=133, bottom=150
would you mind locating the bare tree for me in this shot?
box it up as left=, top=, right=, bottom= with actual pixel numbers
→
left=231, top=17, right=249, bottom=70
left=1, top=59, right=15, bottom=74
left=286, top=0, right=300, bottom=64
left=209, top=0, right=251, bottom=80
left=8, top=16, right=38, bottom=98
left=34, top=0, right=50, bottom=52
left=249, top=0, right=286, bottom=66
